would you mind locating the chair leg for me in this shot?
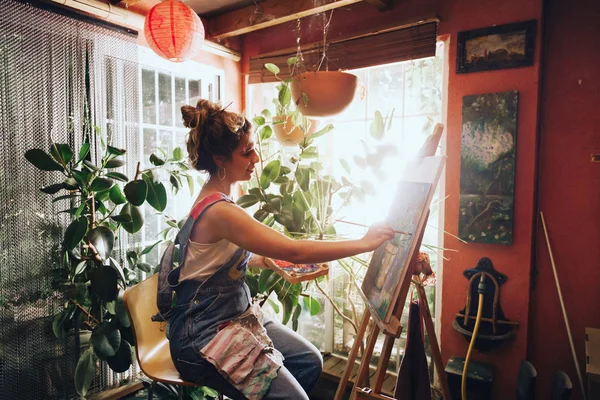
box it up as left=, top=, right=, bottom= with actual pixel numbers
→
left=148, top=381, right=156, bottom=400
left=177, top=385, right=183, bottom=400
left=218, top=394, right=223, bottom=400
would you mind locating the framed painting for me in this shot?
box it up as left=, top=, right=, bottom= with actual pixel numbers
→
left=456, top=20, right=536, bottom=74
left=459, top=91, right=519, bottom=245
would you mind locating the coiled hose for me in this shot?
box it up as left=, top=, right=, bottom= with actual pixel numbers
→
left=462, top=275, right=486, bottom=400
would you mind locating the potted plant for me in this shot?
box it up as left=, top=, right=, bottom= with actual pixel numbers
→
left=24, top=137, right=194, bottom=397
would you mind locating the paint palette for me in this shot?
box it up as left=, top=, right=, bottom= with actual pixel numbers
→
left=264, top=258, right=329, bottom=284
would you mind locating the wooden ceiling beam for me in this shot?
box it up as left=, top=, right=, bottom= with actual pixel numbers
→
left=362, top=0, right=394, bottom=11
left=206, top=0, right=363, bottom=40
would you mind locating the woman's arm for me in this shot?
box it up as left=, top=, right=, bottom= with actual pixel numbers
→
left=204, top=202, right=395, bottom=264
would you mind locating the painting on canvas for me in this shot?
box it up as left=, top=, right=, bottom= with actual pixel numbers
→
left=361, top=180, right=432, bottom=323
left=459, top=90, right=519, bottom=245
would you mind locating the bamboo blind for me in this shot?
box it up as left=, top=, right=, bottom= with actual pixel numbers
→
left=248, top=21, right=437, bottom=84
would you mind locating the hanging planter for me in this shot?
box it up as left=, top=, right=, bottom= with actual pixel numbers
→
left=290, top=71, right=357, bottom=118
left=272, top=115, right=319, bottom=146
left=144, top=0, right=205, bottom=62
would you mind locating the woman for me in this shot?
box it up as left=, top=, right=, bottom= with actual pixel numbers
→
left=168, top=99, right=395, bottom=400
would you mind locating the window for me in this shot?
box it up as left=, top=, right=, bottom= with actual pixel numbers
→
left=247, top=41, right=446, bottom=375
left=138, top=47, right=224, bottom=265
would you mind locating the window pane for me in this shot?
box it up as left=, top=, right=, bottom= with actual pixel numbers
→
left=208, top=83, right=213, bottom=102
left=159, top=72, right=173, bottom=126
left=143, top=128, right=157, bottom=168
left=142, top=69, right=156, bottom=124
left=367, top=63, right=404, bottom=118
left=175, top=77, right=186, bottom=128
left=404, top=57, right=442, bottom=116
left=189, top=79, right=201, bottom=104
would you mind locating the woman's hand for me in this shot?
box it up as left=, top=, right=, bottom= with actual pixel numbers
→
left=361, top=222, right=396, bottom=251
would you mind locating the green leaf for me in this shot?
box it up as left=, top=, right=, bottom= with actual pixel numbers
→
left=105, top=159, right=125, bottom=168
left=253, top=116, right=266, bottom=126
left=340, top=159, right=351, bottom=174
left=267, top=299, right=280, bottom=314
left=90, top=265, right=119, bottom=301
left=274, top=211, right=294, bottom=228
left=24, top=149, right=63, bottom=171
left=64, top=217, right=88, bottom=250
left=260, top=125, right=273, bottom=141
left=254, top=209, right=269, bottom=222
left=105, top=172, right=128, bottom=182
left=307, top=123, right=334, bottom=140
left=186, top=174, right=195, bottom=194
left=78, top=143, right=90, bottom=162
left=295, top=167, right=310, bottom=191
left=52, top=308, right=71, bottom=340
left=63, top=177, right=78, bottom=190
left=88, top=226, right=114, bottom=260
left=149, top=153, right=165, bottom=166
left=145, top=181, right=168, bottom=212
left=260, top=160, right=281, bottom=189
left=71, top=169, right=90, bottom=186
left=91, top=321, right=121, bottom=357
left=258, top=269, right=279, bottom=292
left=141, top=240, right=161, bottom=255
left=261, top=108, right=272, bottom=119
left=370, top=111, right=385, bottom=140
left=109, top=185, right=127, bottom=205
left=124, top=180, right=148, bottom=206
left=107, top=145, right=126, bottom=156
left=90, top=177, right=114, bottom=192
left=74, top=348, right=95, bottom=397
left=41, top=183, right=65, bottom=194
left=50, top=143, right=74, bottom=165
left=265, top=63, right=280, bottom=75
left=74, top=260, right=88, bottom=277
left=282, top=296, right=293, bottom=325
left=106, top=337, right=132, bottom=373
left=293, top=191, right=310, bottom=211
left=172, top=147, right=184, bottom=161
left=303, top=296, right=321, bottom=316
left=109, top=257, right=127, bottom=286
left=83, top=160, right=100, bottom=171
left=120, top=204, right=144, bottom=234
left=136, top=262, right=153, bottom=272
left=287, top=56, right=299, bottom=66
left=292, top=304, right=302, bottom=331
left=278, top=85, right=291, bottom=108
left=110, top=214, right=131, bottom=223
left=237, top=194, right=260, bottom=208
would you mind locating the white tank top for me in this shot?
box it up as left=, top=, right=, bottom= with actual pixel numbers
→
left=179, top=238, right=240, bottom=281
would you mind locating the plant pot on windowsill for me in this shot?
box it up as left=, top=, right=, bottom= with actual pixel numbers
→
left=272, top=115, right=319, bottom=146
left=290, top=71, right=357, bottom=118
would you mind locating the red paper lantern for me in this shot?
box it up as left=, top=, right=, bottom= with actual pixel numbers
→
left=144, top=0, right=205, bottom=62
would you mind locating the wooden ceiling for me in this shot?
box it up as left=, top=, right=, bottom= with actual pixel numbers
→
left=113, top=0, right=394, bottom=40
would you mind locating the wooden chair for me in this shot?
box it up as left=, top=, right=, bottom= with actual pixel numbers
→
left=123, top=274, right=223, bottom=400
left=516, top=360, right=537, bottom=400
left=551, top=370, right=572, bottom=400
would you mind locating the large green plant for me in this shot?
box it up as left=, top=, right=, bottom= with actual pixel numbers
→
left=239, top=64, right=398, bottom=328
left=24, top=138, right=192, bottom=397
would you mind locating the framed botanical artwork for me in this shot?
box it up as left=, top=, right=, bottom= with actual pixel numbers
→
left=456, top=20, right=536, bottom=74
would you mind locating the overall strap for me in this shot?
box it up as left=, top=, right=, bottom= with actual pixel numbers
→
left=153, top=193, right=233, bottom=322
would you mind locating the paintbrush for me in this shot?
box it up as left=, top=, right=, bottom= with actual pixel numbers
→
left=335, top=219, right=412, bottom=236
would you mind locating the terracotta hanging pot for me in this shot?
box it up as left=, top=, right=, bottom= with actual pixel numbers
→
left=272, top=115, right=319, bottom=146
left=290, top=71, right=357, bottom=117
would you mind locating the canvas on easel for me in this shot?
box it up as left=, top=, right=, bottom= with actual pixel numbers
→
left=360, top=155, right=445, bottom=336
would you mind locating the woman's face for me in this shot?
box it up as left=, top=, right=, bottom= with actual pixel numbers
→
left=222, top=133, right=259, bottom=182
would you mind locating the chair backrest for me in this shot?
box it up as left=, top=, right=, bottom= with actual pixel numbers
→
left=516, top=360, right=537, bottom=400
left=551, top=370, right=572, bottom=400
left=123, top=274, right=182, bottom=383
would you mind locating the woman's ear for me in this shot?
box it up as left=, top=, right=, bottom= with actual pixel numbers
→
left=213, top=155, right=225, bottom=168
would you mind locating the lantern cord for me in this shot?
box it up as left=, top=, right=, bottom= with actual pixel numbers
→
left=316, top=9, right=334, bottom=72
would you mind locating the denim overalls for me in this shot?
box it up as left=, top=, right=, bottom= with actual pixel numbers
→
left=155, top=193, right=278, bottom=400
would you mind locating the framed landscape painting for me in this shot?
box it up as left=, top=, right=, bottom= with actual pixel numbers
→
left=459, top=91, right=519, bottom=245
left=456, top=20, right=536, bottom=74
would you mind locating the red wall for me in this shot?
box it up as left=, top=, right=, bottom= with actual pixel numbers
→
left=243, top=1, right=543, bottom=398
left=529, top=0, right=600, bottom=399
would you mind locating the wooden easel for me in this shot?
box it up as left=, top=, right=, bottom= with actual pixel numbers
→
left=334, top=124, right=451, bottom=400
left=333, top=217, right=451, bottom=400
